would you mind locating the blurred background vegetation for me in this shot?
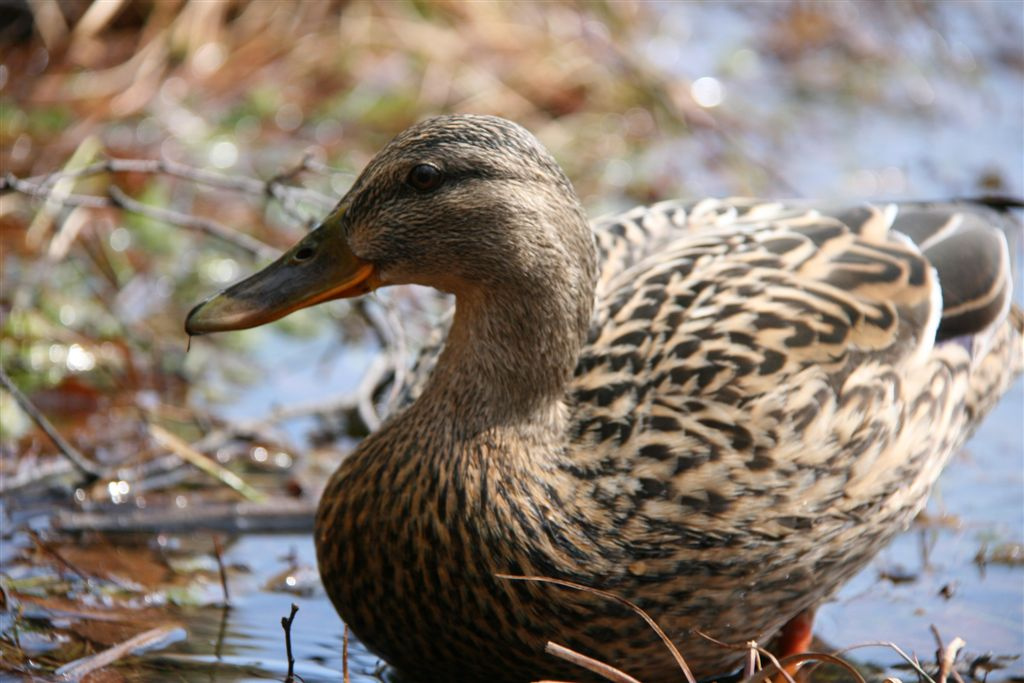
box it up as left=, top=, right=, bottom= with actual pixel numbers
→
left=1, top=1, right=1022, bottom=681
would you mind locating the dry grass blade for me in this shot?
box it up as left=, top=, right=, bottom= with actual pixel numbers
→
left=496, top=574, right=696, bottom=683
left=751, top=646, right=793, bottom=683
left=695, top=630, right=795, bottom=683
left=343, top=624, right=350, bottom=683
left=148, top=424, right=266, bottom=502
left=543, top=641, right=643, bottom=683
left=744, top=652, right=867, bottom=683
left=930, top=626, right=965, bottom=683
left=836, top=642, right=937, bottom=683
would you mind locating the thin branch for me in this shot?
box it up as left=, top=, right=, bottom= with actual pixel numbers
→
left=0, top=368, right=103, bottom=481
left=3, top=172, right=109, bottom=208
left=3, top=172, right=279, bottom=259
left=23, top=155, right=337, bottom=228
left=107, top=185, right=278, bottom=259
left=21, top=156, right=336, bottom=210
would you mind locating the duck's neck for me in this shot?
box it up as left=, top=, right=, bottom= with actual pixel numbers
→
left=417, top=273, right=593, bottom=437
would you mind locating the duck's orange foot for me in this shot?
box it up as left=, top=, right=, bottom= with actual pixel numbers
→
left=776, top=608, right=815, bottom=657
left=773, top=608, right=815, bottom=680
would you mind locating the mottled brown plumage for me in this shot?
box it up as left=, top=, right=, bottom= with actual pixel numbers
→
left=186, top=115, right=1023, bottom=682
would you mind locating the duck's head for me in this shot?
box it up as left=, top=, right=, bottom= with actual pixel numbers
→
left=185, top=115, right=597, bottom=336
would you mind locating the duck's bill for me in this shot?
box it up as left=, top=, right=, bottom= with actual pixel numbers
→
left=185, top=217, right=378, bottom=335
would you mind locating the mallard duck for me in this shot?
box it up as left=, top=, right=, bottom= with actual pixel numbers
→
left=186, top=115, right=1023, bottom=682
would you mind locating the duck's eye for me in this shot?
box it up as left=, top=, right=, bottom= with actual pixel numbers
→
left=407, top=163, right=443, bottom=192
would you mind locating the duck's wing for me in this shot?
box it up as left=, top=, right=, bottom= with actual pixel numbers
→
left=568, top=199, right=1022, bottom=537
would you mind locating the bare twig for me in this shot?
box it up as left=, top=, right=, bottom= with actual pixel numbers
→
left=496, top=574, right=696, bottom=683
left=0, top=368, right=103, bottom=481
left=543, top=641, right=643, bottom=683
left=281, top=603, right=302, bottom=683
left=5, top=172, right=106, bottom=208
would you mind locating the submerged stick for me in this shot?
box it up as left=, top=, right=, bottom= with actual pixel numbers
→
left=212, top=534, right=231, bottom=606
left=26, top=530, right=90, bottom=584
left=54, top=624, right=185, bottom=681
left=53, top=498, right=316, bottom=534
